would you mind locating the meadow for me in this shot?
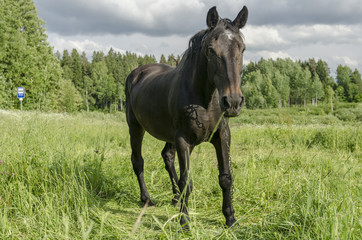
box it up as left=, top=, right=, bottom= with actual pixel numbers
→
left=0, top=104, right=361, bottom=239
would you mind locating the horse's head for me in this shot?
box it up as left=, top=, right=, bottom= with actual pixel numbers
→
left=203, top=6, right=248, bottom=117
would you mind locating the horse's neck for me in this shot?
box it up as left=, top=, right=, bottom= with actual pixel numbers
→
left=189, top=56, right=215, bottom=108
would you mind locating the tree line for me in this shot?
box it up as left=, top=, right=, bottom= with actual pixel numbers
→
left=56, top=49, right=183, bottom=112
left=55, top=49, right=362, bottom=112
left=0, top=0, right=361, bottom=112
left=242, top=58, right=362, bottom=109
left=57, top=49, right=159, bottom=112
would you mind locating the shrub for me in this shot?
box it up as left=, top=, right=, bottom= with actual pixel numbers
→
left=333, top=108, right=357, bottom=121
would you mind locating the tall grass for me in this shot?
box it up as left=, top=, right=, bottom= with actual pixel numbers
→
left=0, top=107, right=361, bottom=239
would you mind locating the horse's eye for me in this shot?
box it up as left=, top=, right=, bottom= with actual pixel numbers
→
left=209, top=47, right=216, bottom=55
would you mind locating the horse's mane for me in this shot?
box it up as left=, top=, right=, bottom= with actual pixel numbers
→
left=177, top=29, right=208, bottom=69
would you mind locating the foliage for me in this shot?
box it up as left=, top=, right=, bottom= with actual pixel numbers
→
left=59, top=49, right=157, bottom=112
left=0, top=0, right=64, bottom=110
left=58, top=78, right=82, bottom=112
left=336, top=65, right=362, bottom=102
left=242, top=58, right=362, bottom=109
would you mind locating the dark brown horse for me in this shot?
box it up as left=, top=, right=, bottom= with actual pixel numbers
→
left=125, top=6, right=248, bottom=228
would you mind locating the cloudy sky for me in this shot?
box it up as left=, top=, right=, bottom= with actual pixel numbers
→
left=33, top=0, right=362, bottom=75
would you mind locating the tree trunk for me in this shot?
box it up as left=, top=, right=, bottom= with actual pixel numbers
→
left=85, top=89, right=89, bottom=112
left=331, top=97, right=333, bottom=113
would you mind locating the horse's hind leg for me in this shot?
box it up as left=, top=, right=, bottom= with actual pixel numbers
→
left=161, top=143, right=180, bottom=206
left=128, top=119, right=155, bottom=207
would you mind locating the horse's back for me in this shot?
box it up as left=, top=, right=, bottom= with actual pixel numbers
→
left=126, top=64, right=173, bottom=91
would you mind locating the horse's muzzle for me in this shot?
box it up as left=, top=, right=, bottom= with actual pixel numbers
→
left=221, top=94, right=244, bottom=117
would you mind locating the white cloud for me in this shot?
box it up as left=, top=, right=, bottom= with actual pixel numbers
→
left=293, top=24, right=351, bottom=38
left=47, top=33, right=189, bottom=60
left=243, top=25, right=288, bottom=50
left=244, top=24, right=362, bottom=53
left=333, top=56, right=359, bottom=68
left=257, top=50, right=292, bottom=60
left=49, top=34, right=128, bottom=57
left=284, top=24, right=362, bottom=45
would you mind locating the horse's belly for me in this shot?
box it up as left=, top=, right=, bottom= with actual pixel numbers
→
left=139, top=118, right=176, bottom=143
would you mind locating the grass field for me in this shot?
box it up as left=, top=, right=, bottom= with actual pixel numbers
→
left=0, top=104, right=361, bottom=239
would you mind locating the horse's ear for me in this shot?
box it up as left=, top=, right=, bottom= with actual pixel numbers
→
left=233, top=6, right=248, bottom=29
left=207, top=6, right=219, bottom=29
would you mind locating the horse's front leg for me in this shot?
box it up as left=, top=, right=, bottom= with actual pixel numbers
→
left=175, top=134, right=193, bottom=229
left=211, top=123, right=236, bottom=227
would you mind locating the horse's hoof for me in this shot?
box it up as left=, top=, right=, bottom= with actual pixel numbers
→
left=181, top=224, right=190, bottom=231
left=147, top=201, right=155, bottom=207
left=226, top=217, right=236, bottom=227
left=180, top=215, right=190, bottom=230
left=143, top=199, right=155, bottom=207
left=180, top=221, right=190, bottom=231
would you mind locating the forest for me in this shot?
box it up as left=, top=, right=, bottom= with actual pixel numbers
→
left=1, top=0, right=361, bottom=112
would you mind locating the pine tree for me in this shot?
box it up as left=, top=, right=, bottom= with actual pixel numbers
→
left=351, top=69, right=362, bottom=93
left=160, top=54, right=167, bottom=64
left=71, top=49, right=83, bottom=90
left=336, top=65, right=352, bottom=101
left=316, top=59, right=331, bottom=86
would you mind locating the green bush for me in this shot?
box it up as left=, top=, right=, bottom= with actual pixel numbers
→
left=333, top=108, right=357, bottom=121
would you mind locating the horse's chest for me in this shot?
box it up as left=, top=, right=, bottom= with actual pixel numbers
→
left=180, top=105, right=212, bottom=143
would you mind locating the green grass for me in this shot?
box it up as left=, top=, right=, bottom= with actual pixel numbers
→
left=0, top=105, right=361, bottom=239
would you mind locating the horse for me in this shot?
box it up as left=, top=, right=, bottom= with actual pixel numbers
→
left=125, top=6, right=248, bottom=228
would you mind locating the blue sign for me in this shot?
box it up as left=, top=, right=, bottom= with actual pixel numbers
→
left=17, top=87, right=25, bottom=99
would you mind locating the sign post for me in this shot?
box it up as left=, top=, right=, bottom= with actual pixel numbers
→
left=17, top=87, right=25, bottom=111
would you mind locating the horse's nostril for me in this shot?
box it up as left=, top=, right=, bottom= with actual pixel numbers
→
left=222, top=96, right=230, bottom=110
left=240, top=96, right=245, bottom=107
